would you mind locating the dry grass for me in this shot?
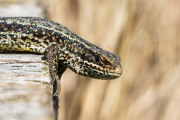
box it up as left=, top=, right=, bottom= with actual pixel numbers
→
left=45, top=0, right=180, bottom=120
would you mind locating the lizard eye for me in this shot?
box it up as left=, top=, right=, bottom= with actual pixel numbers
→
left=95, top=55, right=102, bottom=63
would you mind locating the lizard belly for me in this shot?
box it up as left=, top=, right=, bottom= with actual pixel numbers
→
left=0, top=31, right=46, bottom=54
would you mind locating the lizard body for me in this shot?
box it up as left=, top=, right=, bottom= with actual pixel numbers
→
left=0, top=17, right=122, bottom=96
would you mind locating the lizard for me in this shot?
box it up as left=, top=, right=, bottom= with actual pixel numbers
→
left=0, top=17, right=122, bottom=96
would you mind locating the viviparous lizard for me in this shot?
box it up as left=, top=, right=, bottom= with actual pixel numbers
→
left=0, top=17, right=122, bottom=96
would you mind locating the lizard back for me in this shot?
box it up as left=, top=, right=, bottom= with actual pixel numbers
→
left=0, top=17, right=122, bottom=79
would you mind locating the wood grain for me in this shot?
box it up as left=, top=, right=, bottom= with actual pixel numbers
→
left=0, top=54, right=53, bottom=120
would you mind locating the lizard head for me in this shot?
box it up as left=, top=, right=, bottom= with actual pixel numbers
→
left=66, top=41, right=122, bottom=80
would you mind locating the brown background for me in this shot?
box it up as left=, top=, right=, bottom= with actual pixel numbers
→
left=1, top=0, right=180, bottom=120
left=44, top=0, right=180, bottom=120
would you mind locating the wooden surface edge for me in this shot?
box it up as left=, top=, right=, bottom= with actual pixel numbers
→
left=0, top=54, right=54, bottom=120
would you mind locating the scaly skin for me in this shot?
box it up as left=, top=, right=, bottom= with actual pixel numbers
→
left=0, top=17, right=122, bottom=96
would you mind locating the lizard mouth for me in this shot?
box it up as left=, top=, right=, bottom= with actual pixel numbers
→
left=87, top=64, right=122, bottom=79
left=109, top=66, right=122, bottom=76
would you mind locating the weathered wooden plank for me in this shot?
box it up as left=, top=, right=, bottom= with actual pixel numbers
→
left=0, top=54, right=54, bottom=120
left=0, top=54, right=49, bottom=83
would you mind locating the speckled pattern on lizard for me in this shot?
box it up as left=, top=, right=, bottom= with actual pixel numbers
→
left=0, top=17, right=122, bottom=96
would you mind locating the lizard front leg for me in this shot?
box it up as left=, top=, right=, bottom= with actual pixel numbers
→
left=44, top=44, right=66, bottom=96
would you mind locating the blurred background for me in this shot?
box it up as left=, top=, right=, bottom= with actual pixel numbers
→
left=0, top=0, right=180, bottom=120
